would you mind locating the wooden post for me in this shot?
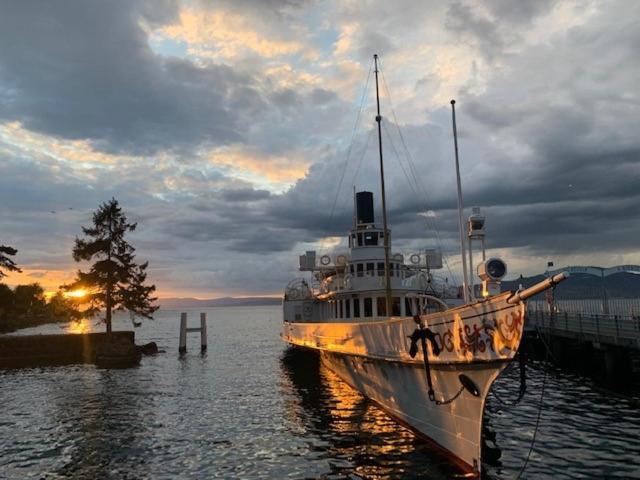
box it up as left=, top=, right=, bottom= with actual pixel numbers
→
left=179, top=312, right=187, bottom=354
left=200, top=312, right=207, bottom=352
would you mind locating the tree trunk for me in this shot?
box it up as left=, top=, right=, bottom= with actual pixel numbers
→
left=106, top=210, right=113, bottom=334
left=106, top=287, right=112, bottom=334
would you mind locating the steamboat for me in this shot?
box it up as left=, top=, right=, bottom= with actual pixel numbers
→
left=282, top=55, right=566, bottom=476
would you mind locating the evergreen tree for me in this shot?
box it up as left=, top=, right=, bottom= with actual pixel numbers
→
left=0, top=244, right=21, bottom=279
left=122, top=261, right=158, bottom=321
left=47, top=291, right=82, bottom=321
left=67, top=199, right=158, bottom=333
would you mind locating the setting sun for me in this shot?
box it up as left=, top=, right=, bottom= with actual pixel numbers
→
left=65, top=289, right=87, bottom=299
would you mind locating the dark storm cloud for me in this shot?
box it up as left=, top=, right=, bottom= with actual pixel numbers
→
left=220, top=187, right=271, bottom=202
left=1, top=0, right=638, bottom=296
left=445, top=0, right=557, bottom=60
left=0, top=0, right=261, bottom=155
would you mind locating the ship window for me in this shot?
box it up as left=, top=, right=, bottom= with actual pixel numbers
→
left=377, top=262, right=384, bottom=276
left=392, top=297, right=401, bottom=316
left=356, top=263, right=364, bottom=277
left=345, top=299, right=351, bottom=318
left=405, top=297, right=414, bottom=316
left=339, top=300, right=343, bottom=318
left=357, top=233, right=363, bottom=246
left=353, top=298, right=360, bottom=317
left=366, top=262, right=374, bottom=276
left=364, top=231, right=378, bottom=246
left=377, top=297, right=387, bottom=317
left=349, top=264, right=354, bottom=274
left=364, top=298, right=373, bottom=317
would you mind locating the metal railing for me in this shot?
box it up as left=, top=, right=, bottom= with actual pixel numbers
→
left=526, top=308, right=640, bottom=349
left=527, top=298, right=640, bottom=317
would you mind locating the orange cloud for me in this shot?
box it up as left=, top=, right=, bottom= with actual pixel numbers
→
left=209, top=146, right=310, bottom=186
left=161, top=8, right=304, bottom=60
left=4, top=268, right=77, bottom=296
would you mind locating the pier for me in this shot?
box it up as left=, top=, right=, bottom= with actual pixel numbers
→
left=518, top=264, right=640, bottom=384
left=526, top=309, right=640, bottom=350
left=525, top=308, right=640, bottom=384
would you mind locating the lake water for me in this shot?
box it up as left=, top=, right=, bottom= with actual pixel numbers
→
left=1, top=306, right=639, bottom=479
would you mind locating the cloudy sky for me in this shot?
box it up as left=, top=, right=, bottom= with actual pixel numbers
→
left=0, top=0, right=638, bottom=298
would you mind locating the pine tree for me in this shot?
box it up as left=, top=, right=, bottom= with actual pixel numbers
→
left=67, top=199, right=158, bottom=333
left=0, top=244, right=21, bottom=279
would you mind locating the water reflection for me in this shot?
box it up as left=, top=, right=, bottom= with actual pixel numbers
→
left=48, top=367, right=151, bottom=479
left=65, top=317, right=92, bottom=334
left=280, top=347, right=460, bottom=479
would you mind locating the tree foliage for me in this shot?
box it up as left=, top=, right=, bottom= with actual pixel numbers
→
left=67, top=199, right=158, bottom=332
left=0, top=244, right=21, bottom=279
left=0, top=283, right=80, bottom=333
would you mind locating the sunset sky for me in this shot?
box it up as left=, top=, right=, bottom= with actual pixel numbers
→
left=1, top=0, right=638, bottom=298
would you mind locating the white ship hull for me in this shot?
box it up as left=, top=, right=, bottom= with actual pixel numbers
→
left=282, top=292, right=526, bottom=476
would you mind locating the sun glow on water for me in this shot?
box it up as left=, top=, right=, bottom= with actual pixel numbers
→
left=66, top=317, right=91, bottom=334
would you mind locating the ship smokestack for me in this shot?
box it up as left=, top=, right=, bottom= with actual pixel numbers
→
left=356, top=191, right=374, bottom=225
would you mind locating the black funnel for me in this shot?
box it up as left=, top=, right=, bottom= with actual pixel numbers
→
left=356, top=191, right=374, bottom=224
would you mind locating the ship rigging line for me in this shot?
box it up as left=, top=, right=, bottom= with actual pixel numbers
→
left=377, top=61, right=458, bottom=286
left=319, top=60, right=373, bottom=255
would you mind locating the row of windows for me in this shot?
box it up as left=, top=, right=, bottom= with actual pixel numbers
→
left=349, top=262, right=403, bottom=277
left=326, top=296, right=417, bottom=319
left=349, top=231, right=384, bottom=248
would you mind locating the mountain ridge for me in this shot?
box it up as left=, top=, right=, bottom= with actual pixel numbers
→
left=158, top=296, right=282, bottom=309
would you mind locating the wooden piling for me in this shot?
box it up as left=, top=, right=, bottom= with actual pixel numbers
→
left=179, top=312, right=187, bottom=354
left=200, top=312, right=207, bottom=352
left=178, top=312, right=207, bottom=354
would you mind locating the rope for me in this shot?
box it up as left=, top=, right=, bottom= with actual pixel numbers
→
left=318, top=60, right=373, bottom=255
left=491, top=351, right=527, bottom=407
left=376, top=58, right=458, bottom=286
left=347, top=128, right=375, bottom=195
left=513, top=357, right=548, bottom=480
left=512, top=289, right=556, bottom=480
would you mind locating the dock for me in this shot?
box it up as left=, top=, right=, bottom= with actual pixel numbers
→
left=525, top=308, right=640, bottom=383
left=527, top=309, right=640, bottom=350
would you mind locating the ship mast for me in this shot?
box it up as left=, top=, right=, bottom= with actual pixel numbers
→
left=450, top=100, right=470, bottom=303
left=374, top=54, right=392, bottom=316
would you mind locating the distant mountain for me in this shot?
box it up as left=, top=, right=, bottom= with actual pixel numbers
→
left=501, top=272, right=640, bottom=299
left=158, top=296, right=282, bottom=309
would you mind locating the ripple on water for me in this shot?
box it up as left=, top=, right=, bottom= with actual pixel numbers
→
left=1, top=307, right=639, bottom=479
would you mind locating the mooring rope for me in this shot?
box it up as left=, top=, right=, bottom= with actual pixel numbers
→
left=513, top=355, right=548, bottom=480
left=512, top=289, right=556, bottom=480
left=491, top=351, right=527, bottom=407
